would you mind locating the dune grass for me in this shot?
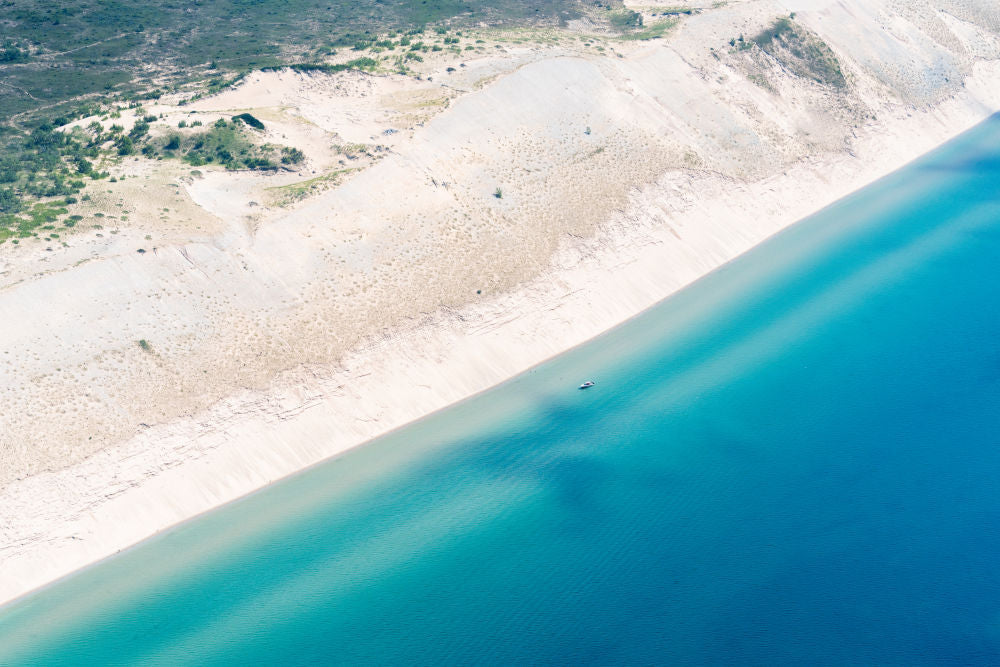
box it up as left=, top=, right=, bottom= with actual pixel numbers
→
left=0, top=0, right=586, bottom=241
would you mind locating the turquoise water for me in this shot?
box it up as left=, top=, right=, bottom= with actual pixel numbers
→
left=4, top=116, right=1000, bottom=665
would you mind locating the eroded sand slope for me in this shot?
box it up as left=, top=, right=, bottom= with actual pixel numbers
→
left=2, top=0, right=1000, bottom=603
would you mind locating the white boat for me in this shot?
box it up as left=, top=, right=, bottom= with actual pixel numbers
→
left=578, top=381, right=596, bottom=389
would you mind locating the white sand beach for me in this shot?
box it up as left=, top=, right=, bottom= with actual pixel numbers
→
left=3, top=0, right=1000, bottom=605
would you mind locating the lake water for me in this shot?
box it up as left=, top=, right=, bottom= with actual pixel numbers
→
left=3, top=115, right=1000, bottom=665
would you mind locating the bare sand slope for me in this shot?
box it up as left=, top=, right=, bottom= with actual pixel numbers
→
left=2, top=0, right=1000, bottom=604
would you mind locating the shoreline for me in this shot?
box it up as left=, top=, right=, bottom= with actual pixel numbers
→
left=3, top=63, right=1000, bottom=607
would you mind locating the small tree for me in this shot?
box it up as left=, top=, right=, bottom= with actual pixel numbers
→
left=74, top=156, right=93, bottom=174
left=0, top=187, right=23, bottom=213
left=129, top=120, right=150, bottom=139
left=115, top=136, right=135, bottom=156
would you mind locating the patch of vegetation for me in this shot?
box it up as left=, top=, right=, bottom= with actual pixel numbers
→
left=656, top=6, right=694, bottom=15
left=0, top=121, right=98, bottom=240
left=0, top=40, right=31, bottom=63
left=0, top=0, right=587, bottom=239
left=745, top=73, right=773, bottom=92
left=281, top=148, right=305, bottom=165
left=0, top=114, right=306, bottom=240
left=750, top=17, right=846, bottom=89
left=232, top=113, right=265, bottom=131
left=608, top=8, right=643, bottom=30
left=266, top=167, right=358, bottom=205
left=168, top=119, right=301, bottom=170
left=603, top=1, right=688, bottom=41
left=0, top=201, right=69, bottom=240
left=0, top=0, right=584, bottom=121
left=260, top=58, right=379, bottom=76
left=619, top=18, right=679, bottom=41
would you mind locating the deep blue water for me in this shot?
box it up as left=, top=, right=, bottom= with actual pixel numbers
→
left=4, top=116, right=1000, bottom=665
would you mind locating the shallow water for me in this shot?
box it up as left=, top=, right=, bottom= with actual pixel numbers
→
left=3, top=115, right=1000, bottom=665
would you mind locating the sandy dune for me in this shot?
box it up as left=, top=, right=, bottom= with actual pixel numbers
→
left=2, top=0, right=1000, bottom=604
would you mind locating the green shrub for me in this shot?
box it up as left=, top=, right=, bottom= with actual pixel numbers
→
left=0, top=43, right=29, bottom=64
left=281, top=147, right=305, bottom=164
left=0, top=188, right=23, bottom=213
left=0, top=160, right=17, bottom=183
left=232, top=113, right=265, bottom=130
left=115, top=137, right=135, bottom=155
